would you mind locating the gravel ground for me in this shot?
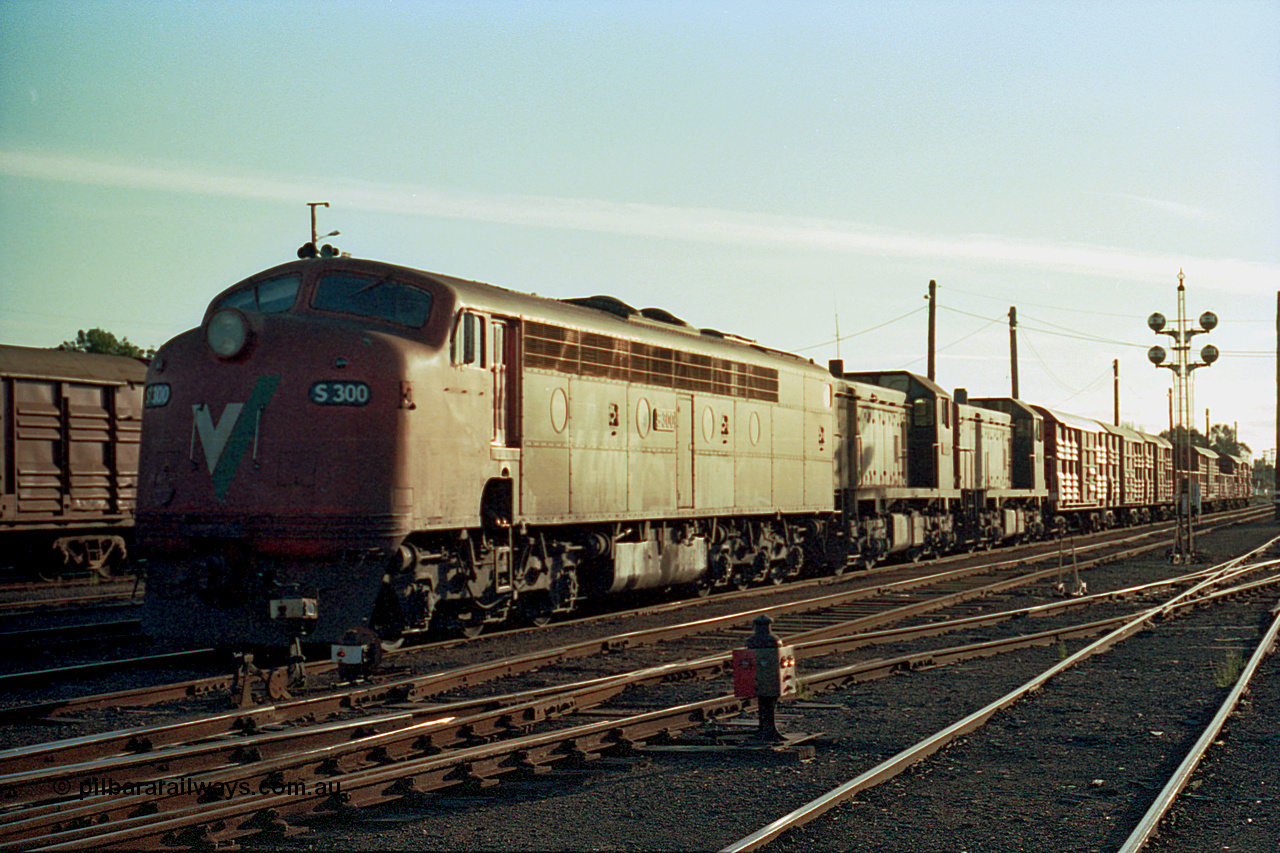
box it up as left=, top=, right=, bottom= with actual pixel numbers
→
left=223, top=517, right=1280, bottom=853
left=4, top=517, right=1274, bottom=851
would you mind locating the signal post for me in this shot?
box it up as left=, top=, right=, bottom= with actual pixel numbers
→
left=1147, top=270, right=1218, bottom=562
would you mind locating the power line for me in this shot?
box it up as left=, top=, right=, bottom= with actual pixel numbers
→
left=791, top=305, right=926, bottom=353
left=941, top=283, right=1149, bottom=319
left=1018, top=328, right=1078, bottom=394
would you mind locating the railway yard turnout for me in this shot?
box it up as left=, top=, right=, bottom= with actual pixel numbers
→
left=0, top=508, right=1276, bottom=852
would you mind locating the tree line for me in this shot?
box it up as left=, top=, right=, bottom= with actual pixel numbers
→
left=57, top=328, right=155, bottom=360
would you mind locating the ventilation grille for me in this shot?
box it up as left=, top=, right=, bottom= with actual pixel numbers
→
left=524, top=322, right=778, bottom=402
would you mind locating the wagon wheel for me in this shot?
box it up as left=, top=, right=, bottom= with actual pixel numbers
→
left=36, top=559, right=62, bottom=583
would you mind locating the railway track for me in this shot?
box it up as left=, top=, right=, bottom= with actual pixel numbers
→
left=0, top=505, right=1265, bottom=719
left=0, top=580, right=141, bottom=616
left=0, top=514, right=1274, bottom=849
left=723, top=539, right=1280, bottom=852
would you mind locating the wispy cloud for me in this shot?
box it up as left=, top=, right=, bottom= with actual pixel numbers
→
left=1082, top=190, right=1220, bottom=223
left=3, top=149, right=1275, bottom=292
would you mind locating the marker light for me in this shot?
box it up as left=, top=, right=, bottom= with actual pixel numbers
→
left=1200, top=344, right=1219, bottom=364
left=207, top=308, right=249, bottom=359
left=1147, top=345, right=1167, bottom=365
left=1147, top=312, right=1167, bottom=332
left=1199, top=311, right=1218, bottom=332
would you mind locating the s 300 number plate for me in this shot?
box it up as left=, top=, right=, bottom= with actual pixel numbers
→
left=310, top=381, right=371, bottom=406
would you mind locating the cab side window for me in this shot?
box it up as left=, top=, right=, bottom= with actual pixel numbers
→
left=912, top=398, right=934, bottom=427
left=452, top=311, right=486, bottom=367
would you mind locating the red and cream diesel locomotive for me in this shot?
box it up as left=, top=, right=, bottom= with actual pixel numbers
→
left=137, top=249, right=1250, bottom=655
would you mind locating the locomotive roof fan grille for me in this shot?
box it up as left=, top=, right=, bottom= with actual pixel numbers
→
left=206, top=308, right=250, bottom=359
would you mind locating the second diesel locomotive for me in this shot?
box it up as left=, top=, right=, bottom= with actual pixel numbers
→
left=137, top=250, right=1251, bottom=655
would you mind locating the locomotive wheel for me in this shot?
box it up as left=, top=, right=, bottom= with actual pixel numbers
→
left=448, top=607, right=486, bottom=639
left=518, top=593, right=554, bottom=628
left=369, top=588, right=407, bottom=651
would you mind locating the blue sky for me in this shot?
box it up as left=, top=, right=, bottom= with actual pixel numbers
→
left=2, top=1, right=1277, bottom=452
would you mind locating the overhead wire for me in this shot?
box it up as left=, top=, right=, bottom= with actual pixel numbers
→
left=791, top=304, right=926, bottom=353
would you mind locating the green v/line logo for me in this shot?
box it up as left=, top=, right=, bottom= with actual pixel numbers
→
left=192, top=376, right=280, bottom=502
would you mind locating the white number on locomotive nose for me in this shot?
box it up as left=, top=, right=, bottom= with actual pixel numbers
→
left=310, top=381, right=371, bottom=406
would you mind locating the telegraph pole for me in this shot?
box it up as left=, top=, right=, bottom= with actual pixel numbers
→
left=1009, top=306, right=1019, bottom=398
left=927, top=280, right=937, bottom=382
left=1113, top=359, right=1120, bottom=425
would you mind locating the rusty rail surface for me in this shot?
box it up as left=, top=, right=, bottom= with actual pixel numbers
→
left=4, top=535, right=1237, bottom=777
left=720, top=539, right=1280, bottom=853
left=2, top=517, right=1271, bottom=776
left=4, top=560, right=1277, bottom=849
left=1, top=505, right=1264, bottom=722
left=1117, top=598, right=1280, bottom=853
left=15, top=569, right=1277, bottom=851
left=0, top=513, right=1269, bottom=849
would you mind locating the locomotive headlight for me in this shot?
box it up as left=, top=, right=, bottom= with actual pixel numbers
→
left=206, top=308, right=249, bottom=359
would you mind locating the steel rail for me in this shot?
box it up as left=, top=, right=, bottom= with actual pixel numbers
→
left=0, top=539, right=1130, bottom=722
left=1117, top=598, right=1280, bottom=853
left=719, top=537, right=1280, bottom=853
left=24, top=691, right=750, bottom=851
left=10, top=567, right=1279, bottom=849
left=0, top=590, right=140, bottom=614
left=0, top=619, right=1155, bottom=849
left=0, top=555, right=1066, bottom=780
left=0, top=567, right=1192, bottom=782
left=0, top=644, right=742, bottom=843
left=0, top=618, right=142, bottom=648
left=0, top=601, right=1161, bottom=817
left=0, top=648, right=220, bottom=692
left=24, top=571, right=1275, bottom=852
left=1, top=504, right=1263, bottom=722
left=3, top=529, right=1273, bottom=782
left=0, top=512, right=1267, bottom=786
